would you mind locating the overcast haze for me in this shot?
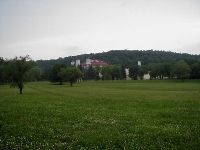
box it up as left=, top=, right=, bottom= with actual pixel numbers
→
left=0, top=0, right=200, bottom=60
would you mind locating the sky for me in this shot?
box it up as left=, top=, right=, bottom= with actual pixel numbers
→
left=0, top=0, right=200, bottom=60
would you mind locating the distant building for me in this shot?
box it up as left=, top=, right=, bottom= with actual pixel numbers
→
left=71, top=59, right=80, bottom=67
left=75, top=59, right=80, bottom=67
left=125, top=68, right=131, bottom=80
left=71, top=61, right=75, bottom=66
left=138, top=61, right=141, bottom=66
left=143, top=72, right=150, bottom=80
left=82, top=58, right=108, bottom=68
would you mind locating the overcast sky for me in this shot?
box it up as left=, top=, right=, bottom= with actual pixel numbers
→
left=0, top=0, right=200, bottom=60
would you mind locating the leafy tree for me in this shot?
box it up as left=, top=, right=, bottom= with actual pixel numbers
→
left=50, top=64, right=66, bottom=85
left=26, top=66, right=42, bottom=81
left=171, top=60, right=191, bottom=81
left=111, top=65, right=122, bottom=80
left=138, top=66, right=146, bottom=80
left=84, top=66, right=96, bottom=80
left=190, top=63, right=200, bottom=79
left=162, top=63, right=172, bottom=79
left=129, top=65, right=138, bottom=80
left=0, top=58, right=6, bottom=84
left=7, top=55, right=33, bottom=94
left=102, top=66, right=112, bottom=80
left=65, top=67, right=82, bottom=86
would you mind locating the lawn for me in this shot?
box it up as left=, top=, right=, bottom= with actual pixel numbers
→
left=0, top=80, right=200, bottom=149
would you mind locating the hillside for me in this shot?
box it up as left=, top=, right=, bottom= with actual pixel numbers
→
left=36, top=50, right=200, bottom=71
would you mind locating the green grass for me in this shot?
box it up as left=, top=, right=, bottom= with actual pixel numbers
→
left=0, top=80, right=200, bottom=149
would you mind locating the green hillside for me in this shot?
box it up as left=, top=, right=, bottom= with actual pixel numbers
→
left=36, top=50, right=200, bottom=71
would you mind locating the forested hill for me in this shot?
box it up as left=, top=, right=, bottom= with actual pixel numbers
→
left=36, top=50, right=200, bottom=70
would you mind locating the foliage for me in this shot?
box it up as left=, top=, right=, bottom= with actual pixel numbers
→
left=63, top=67, right=82, bottom=86
left=7, top=55, right=33, bottom=94
left=36, top=50, right=200, bottom=76
left=171, top=60, right=191, bottom=80
left=36, top=50, right=200, bottom=81
left=190, top=62, right=200, bottom=79
left=26, top=66, right=42, bottom=81
left=84, top=66, right=97, bottom=80
left=50, top=64, right=66, bottom=85
left=102, top=66, right=112, bottom=80
left=0, top=58, right=6, bottom=84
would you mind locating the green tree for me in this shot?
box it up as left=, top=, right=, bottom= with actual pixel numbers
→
left=111, top=65, right=122, bottom=80
left=65, top=67, right=82, bottom=86
left=190, top=62, right=200, bottom=79
left=7, top=55, right=33, bottom=94
left=58, top=67, right=82, bottom=86
left=171, top=60, right=191, bottom=81
left=0, top=58, right=6, bottom=84
left=50, top=64, right=66, bottom=85
left=102, top=66, right=112, bottom=80
left=87, top=66, right=96, bottom=80
left=26, top=66, right=42, bottom=81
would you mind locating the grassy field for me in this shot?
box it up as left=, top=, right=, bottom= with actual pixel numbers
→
left=0, top=80, right=200, bottom=149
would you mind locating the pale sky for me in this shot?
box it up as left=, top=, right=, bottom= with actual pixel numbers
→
left=0, top=0, right=200, bottom=60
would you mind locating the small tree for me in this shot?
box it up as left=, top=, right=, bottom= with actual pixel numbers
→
left=171, top=60, right=191, bottom=81
left=102, top=66, right=112, bottom=80
left=58, top=67, right=82, bottom=86
left=66, top=67, right=82, bottom=86
left=50, top=64, right=66, bottom=85
left=7, top=55, right=33, bottom=94
left=26, top=66, right=42, bottom=81
left=111, top=65, right=122, bottom=80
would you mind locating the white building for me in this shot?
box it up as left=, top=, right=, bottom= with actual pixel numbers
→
left=138, top=61, right=141, bottom=66
left=125, top=68, right=131, bottom=80
left=75, top=59, right=80, bottom=67
left=143, top=72, right=150, bottom=80
left=71, top=61, right=75, bottom=66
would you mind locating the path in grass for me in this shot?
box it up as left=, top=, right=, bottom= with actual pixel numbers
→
left=0, top=80, right=200, bottom=149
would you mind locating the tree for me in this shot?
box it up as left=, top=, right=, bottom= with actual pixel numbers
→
left=111, top=65, right=122, bottom=80
left=102, top=66, right=112, bottom=80
left=57, top=67, right=82, bottom=86
left=26, top=66, right=42, bottom=81
left=7, top=55, right=33, bottom=94
left=171, top=60, right=191, bottom=81
left=65, top=67, right=82, bottom=86
left=0, top=58, right=6, bottom=84
left=50, top=64, right=66, bottom=85
left=138, top=66, right=147, bottom=80
left=85, top=66, right=96, bottom=80
left=190, top=62, right=200, bottom=79
left=129, top=65, right=138, bottom=80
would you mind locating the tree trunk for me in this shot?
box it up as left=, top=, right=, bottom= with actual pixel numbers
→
left=20, top=87, right=22, bottom=94
left=70, top=82, right=73, bottom=87
left=18, top=81, right=23, bottom=94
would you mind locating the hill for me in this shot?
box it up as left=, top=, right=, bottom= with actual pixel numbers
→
left=36, top=50, right=200, bottom=71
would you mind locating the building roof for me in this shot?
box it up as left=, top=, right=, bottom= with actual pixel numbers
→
left=82, top=59, right=108, bottom=67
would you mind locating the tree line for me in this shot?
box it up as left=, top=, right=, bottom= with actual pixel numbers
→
left=36, top=50, right=200, bottom=75
left=0, top=53, right=199, bottom=94
left=0, top=56, right=82, bottom=94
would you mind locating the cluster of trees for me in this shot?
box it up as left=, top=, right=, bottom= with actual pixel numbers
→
left=0, top=56, right=82, bottom=94
left=36, top=50, right=200, bottom=75
left=81, top=65, right=123, bottom=80
left=77, top=60, right=199, bottom=81
left=148, top=60, right=197, bottom=80
left=0, top=51, right=200, bottom=94
left=50, top=64, right=82, bottom=86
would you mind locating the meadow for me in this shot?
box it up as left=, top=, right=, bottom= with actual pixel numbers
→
left=0, top=80, right=200, bottom=149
